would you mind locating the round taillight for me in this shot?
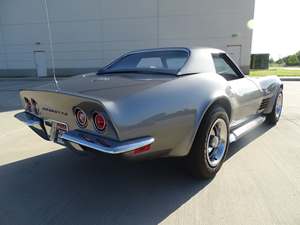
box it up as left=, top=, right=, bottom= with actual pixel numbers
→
left=75, top=108, right=87, bottom=128
left=24, top=97, right=31, bottom=112
left=93, top=112, right=106, bottom=131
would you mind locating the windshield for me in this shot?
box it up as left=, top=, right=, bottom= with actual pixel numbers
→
left=99, top=50, right=189, bottom=75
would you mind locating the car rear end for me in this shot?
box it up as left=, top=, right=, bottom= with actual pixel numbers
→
left=17, top=89, right=154, bottom=158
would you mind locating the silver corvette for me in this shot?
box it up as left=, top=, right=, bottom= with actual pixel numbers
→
left=16, top=47, right=283, bottom=178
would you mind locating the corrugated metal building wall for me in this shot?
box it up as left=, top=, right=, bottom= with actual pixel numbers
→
left=0, top=0, right=255, bottom=77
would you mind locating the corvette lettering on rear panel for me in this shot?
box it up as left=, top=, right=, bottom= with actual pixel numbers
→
left=42, top=107, right=68, bottom=116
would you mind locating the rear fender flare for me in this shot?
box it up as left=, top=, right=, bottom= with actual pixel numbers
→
left=185, top=94, right=232, bottom=156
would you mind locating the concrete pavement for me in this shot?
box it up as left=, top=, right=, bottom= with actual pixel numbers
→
left=0, top=80, right=299, bottom=225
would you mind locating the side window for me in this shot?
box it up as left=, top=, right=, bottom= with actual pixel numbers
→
left=212, top=54, right=243, bottom=80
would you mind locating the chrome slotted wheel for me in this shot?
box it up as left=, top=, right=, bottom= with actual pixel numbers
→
left=275, top=92, right=283, bottom=119
left=206, top=118, right=228, bottom=167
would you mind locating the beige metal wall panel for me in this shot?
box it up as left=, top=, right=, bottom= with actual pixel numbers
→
left=0, top=0, right=255, bottom=75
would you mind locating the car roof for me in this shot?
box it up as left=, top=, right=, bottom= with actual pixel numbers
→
left=127, top=46, right=225, bottom=55
left=112, top=47, right=225, bottom=75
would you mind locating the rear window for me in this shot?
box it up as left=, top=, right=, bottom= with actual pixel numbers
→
left=103, top=50, right=189, bottom=74
left=137, top=57, right=164, bottom=69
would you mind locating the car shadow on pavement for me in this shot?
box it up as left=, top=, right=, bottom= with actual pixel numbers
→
left=0, top=149, right=210, bottom=225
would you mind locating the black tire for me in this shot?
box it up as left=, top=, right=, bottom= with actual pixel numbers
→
left=187, top=106, right=229, bottom=179
left=266, top=89, right=283, bottom=125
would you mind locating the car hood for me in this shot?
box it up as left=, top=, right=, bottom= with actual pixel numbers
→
left=37, top=72, right=175, bottom=102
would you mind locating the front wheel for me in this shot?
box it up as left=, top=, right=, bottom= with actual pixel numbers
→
left=187, top=106, right=229, bottom=179
left=266, top=89, right=283, bottom=125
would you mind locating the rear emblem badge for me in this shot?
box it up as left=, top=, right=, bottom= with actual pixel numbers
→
left=42, top=107, right=68, bottom=116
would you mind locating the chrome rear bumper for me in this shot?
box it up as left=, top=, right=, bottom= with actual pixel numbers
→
left=61, top=130, right=154, bottom=154
left=15, top=112, right=154, bottom=155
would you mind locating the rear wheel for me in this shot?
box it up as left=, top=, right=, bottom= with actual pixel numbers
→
left=187, top=106, right=229, bottom=179
left=266, top=89, right=283, bottom=125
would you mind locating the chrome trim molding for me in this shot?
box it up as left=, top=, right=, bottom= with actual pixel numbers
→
left=16, top=111, right=41, bottom=126
left=15, top=112, right=50, bottom=140
left=62, top=130, right=154, bottom=154
left=229, top=116, right=265, bottom=143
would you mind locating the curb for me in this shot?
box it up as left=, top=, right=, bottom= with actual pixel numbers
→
left=279, top=77, right=300, bottom=81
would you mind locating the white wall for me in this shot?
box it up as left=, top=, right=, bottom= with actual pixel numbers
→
left=0, top=0, right=255, bottom=76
